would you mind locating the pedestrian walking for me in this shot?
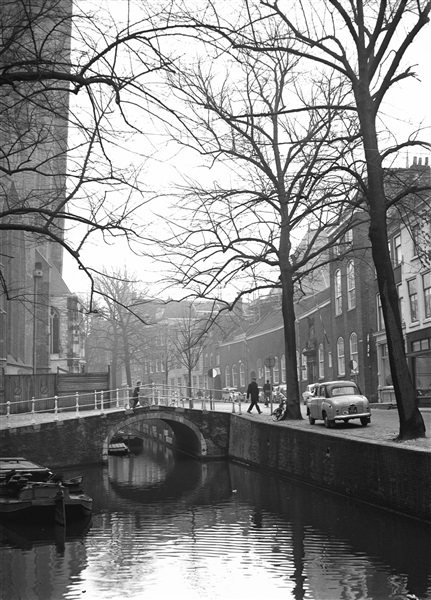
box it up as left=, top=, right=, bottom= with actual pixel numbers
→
left=246, top=377, right=262, bottom=414
left=131, top=381, right=141, bottom=408
left=263, top=379, right=272, bottom=407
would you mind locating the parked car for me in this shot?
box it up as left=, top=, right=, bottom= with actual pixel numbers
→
left=302, top=383, right=318, bottom=404
left=306, top=380, right=371, bottom=428
left=222, top=387, right=244, bottom=402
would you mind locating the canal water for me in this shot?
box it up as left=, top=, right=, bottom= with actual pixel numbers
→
left=0, top=438, right=430, bottom=600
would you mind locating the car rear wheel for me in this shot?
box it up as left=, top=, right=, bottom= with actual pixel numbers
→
left=360, top=417, right=369, bottom=426
left=308, top=413, right=315, bottom=425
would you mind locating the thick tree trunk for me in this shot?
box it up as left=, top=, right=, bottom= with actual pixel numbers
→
left=356, top=87, right=425, bottom=440
left=280, top=245, right=302, bottom=419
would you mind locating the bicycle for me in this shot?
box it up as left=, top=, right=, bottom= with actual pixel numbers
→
left=272, top=397, right=287, bottom=421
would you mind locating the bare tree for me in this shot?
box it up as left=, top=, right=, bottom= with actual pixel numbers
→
left=0, top=0, right=176, bottom=308
left=87, top=270, right=152, bottom=388
left=167, top=0, right=430, bottom=438
left=155, top=45, right=363, bottom=418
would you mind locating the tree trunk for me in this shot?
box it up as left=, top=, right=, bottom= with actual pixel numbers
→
left=355, top=86, right=425, bottom=440
left=280, top=232, right=302, bottom=419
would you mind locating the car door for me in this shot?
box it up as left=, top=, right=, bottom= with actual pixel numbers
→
left=313, top=385, right=326, bottom=418
left=308, top=386, right=321, bottom=418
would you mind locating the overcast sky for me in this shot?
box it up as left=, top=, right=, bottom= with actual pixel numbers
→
left=63, top=13, right=431, bottom=302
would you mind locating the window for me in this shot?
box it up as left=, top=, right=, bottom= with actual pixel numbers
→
left=396, top=284, right=404, bottom=325
left=301, top=351, right=307, bottom=381
left=273, top=357, right=279, bottom=384
left=408, top=279, right=418, bottom=322
left=318, top=343, right=324, bottom=378
left=281, top=354, right=286, bottom=383
left=328, top=351, right=332, bottom=369
left=225, top=366, right=231, bottom=388
left=412, top=223, right=421, bottom=255
left=344, top=229, right=353, bottom=244
left=393, top=234, right=402, bottom=266
left=257, top=359, right=263, bottom=379
left=350, top=333, right=358, bottom=372
left=264, top=365, right=270, bottom=382
left=347, top=261, right=356, bottom=310
left=376, top=294, right=384, bottom=331
left=50, top=307, right=60, bottom=354
left=232, top=364, right=238, bottom=387
left=296, top=351, right=300, bottom=382
left=335, top=269, right=342, bottom=315
left=423, top=272, right=431, bottom=319
left=337, top=337, right=345, bottom=376
left=239, top=362, right=245, bottom=387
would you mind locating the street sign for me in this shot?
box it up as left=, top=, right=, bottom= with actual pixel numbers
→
left=264, top=356, right=276, bottom=368
left=208, top=368, right=220, bottom=378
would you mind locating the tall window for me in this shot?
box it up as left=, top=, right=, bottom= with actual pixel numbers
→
left=50, top=307, right=60, bottom=354
left=337, top=337, right=345, bottom=376
left=257, top=359, right=263, bottom=380
left=423, top=272, right=431, bottom=319
left=225, top=366, right=230, bottom=387
left=301, top=351, right=307, bottom=381
left=318, top=343, right=324, bottom=378
left=376, top=294, right=384, bottom=331
left=273, top=357, right=279, bottom=384
left=335, top=269, right=342, bottom=315
left=347, top=261, right=356, bottom=310
left=393, top=234, right=402, bottom=266
left=281, top=355, right=286, bottom=383
left=239, top=362, right=245, bottom=387
left=232, top=364, right=238, bottom=387
left=397, top=284, right=404, bottom=325
left=350, top=332, right=358, bottom=372
left=408, top=279, right=418, bottom=322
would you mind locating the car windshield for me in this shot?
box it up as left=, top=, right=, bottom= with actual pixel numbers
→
left=330, top=386, right=358, bottom=397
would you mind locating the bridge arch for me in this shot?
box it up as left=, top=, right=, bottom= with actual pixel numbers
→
left=103, top=411, right=208, bottom=460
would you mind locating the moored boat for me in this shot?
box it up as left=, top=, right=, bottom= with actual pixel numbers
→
left=0, top=457, right=92, bottom=523
left=108, top=442, right=130, bottom=456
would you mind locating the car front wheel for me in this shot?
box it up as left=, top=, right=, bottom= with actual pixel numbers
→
left=308, top=413, right=315, bottom=425
left=360, top=417, right=370, bottom=426
left=324, top=414, right=333, bottom=428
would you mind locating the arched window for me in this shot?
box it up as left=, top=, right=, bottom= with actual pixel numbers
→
left=337, top=337, right=345, bottom=376
left=225, top=366, right=231, bottom=387
left=257, top=358, right=263, bottom=380
left=318, top=343, right=324, bottom=379
left=335, top=269, right=342, bottom=315
left=50, top=307, right=60, bottom=354
left=273, top=357, right=279, bottom=384
left=281, top=355, right=286, bottom=383
left=350, top=332, right=359, bottom=372
left=301, top=351, right=307, bottom=381
left=239, top=362, right=245, bottom=387
left=232, top=364, right=238, bottom=387
left=347, top=261, right=356, bottom=310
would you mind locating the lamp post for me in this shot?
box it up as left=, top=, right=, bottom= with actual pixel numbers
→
left=32, top=263, right=43, bottom=374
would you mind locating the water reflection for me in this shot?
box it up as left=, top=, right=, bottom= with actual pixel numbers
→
left=0, top=437, right=430, bottom=600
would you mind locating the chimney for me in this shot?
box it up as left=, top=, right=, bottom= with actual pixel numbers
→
left=413, top=156, right=417, bottom=166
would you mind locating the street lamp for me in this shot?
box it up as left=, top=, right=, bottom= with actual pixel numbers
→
left=33, top=263, right=43, bottom=374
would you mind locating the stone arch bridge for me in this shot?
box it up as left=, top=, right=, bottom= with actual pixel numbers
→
left=0, top=407, right=232, bottom=468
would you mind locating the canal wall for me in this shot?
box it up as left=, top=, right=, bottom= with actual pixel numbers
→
left=228, top=416, right=431, bottom=523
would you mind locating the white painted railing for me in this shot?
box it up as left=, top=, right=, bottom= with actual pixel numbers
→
left=1, top=383, right=244, bottom=428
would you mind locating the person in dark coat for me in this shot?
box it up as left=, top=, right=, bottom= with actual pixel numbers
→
left=246, top=377, right=261, bottom=414
left=131, top=381, right=141, bottom=408
left=263, top=379, right=272, bottom=406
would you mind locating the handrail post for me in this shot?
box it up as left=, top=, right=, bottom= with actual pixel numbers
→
left=6, top=401, right=10, bottom=428
left=100, top=391, right=105, bottom=414
left=238, top=399, right=242, bottom=415
left=31, top=396, right=36, bottom=424
left=116, top=388, right=119, bottom=408
left=232, top=401, right=235, bottom=413
left=94, top=390, right=97, bottom=410
left=76, top=392, right=80, bottom=416
left=54, top=396, right=58, bottom=420
left=152, top=382, right=156, bottom=406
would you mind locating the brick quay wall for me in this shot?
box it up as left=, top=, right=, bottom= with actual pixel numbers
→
left=228, top=415, right=431, bottom=523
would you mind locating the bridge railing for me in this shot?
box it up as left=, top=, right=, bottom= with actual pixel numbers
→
left=1, top=382, right=246, bottom=427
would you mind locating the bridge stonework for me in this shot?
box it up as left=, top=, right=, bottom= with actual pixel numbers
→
left=0, top=407, right=232, bottom=467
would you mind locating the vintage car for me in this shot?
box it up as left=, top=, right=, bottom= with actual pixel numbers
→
left=302, top=383, right=318, bottom=404
left=306, top=380, right=371, bottom=428
left=221, top=387, right=244, bottom=402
